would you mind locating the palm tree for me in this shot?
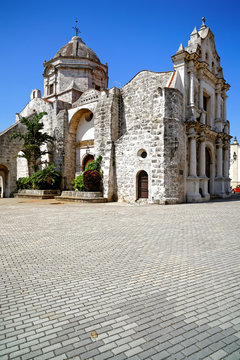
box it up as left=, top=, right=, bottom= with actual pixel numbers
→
left=11, top=112, right=55, bottom=174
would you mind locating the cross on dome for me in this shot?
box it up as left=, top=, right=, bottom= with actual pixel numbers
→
left=72, top=20, right=81, bottom=37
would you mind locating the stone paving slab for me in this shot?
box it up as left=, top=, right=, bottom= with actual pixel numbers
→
left=0, top=197, right=240, bottom=359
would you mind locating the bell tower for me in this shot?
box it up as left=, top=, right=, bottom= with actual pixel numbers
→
left=43, top=24, right=108, bottom=104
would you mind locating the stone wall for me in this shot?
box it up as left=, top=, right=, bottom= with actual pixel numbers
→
left=113, top=71, right=186, bottom=204
left=0, top=122, right=25, bottom=196
left=94, top=88, right=120, bottom=200
left=162, top=88, right=185, bottom=204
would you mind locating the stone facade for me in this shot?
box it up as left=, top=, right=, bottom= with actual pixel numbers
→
left=0, top=19, right=231, bottom=202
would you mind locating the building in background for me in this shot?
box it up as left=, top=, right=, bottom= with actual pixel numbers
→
left=230, top=137, right=240, bottom=188
left=0, top=18, right=232, bottom=203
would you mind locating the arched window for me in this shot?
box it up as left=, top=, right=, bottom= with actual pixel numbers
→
left=137, top=171, right=148, bottom=199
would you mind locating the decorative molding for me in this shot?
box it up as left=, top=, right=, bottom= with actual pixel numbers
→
left=76, top=139, right=94, bottom=149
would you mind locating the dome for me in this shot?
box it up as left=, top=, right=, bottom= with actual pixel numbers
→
left=54, top=36, right=100, bottom=63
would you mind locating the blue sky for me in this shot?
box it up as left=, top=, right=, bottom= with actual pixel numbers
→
left=0, top=0, right=239, bottom=141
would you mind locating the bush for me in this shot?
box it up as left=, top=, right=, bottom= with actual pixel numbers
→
left=72, top=174, right=86, bottom=192
left=17, top=165, right=61, bottom=190
left=17, top=177, right=32, bottom=190
left=84, top=170, right=102, bottom=191
left=31, top=165, right=61, bottom=189
left=72, top=155, right=103, bottom=192
left=85, top=155, right=102, bottom=173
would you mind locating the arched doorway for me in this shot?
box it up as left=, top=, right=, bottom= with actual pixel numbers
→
left=0, top=165, right=9, bottom=198
left=68, top=108, right=94, bottom=178
left=82, top=154, right=94, bottom=171
left=0, top=175, right=3, bottom=198
left=138, top=171, right=148, bottom=199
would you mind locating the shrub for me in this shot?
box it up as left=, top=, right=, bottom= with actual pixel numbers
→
left=72, top=155, right=103, bottom=192
left=17, top=165, right=61, bottom=190
left=17, top=177, right=32, bottom=190
left=85, top=155, right=102, bottom=173
left=72, top=174, right=86, bottom=192
left=31, top=165, right=61, bottom=189
left=83, top=170, right=102, bottom=191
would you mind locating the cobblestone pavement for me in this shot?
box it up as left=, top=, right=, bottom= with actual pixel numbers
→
left=1, top=197, right=240, bottom=360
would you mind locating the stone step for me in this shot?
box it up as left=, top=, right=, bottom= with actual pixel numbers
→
left=15, top=189, right=61, bottom=199
left=55, top=196, right=107, bottom=203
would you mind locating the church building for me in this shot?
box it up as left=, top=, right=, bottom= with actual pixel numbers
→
left=0, top=18, right=231, bottom=203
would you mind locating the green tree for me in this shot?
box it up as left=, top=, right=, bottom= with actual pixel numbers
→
left=11, top=112, right=55, bottom=173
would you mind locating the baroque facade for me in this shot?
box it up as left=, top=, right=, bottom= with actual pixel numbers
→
left=0, top=18, right=231, bottom=203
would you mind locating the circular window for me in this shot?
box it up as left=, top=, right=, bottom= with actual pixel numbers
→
left=86, top=113, right=93, bottom=122
left=137, top=149, right=147, bottom=159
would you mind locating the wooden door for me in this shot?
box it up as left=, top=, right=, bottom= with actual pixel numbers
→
left=138, top=171, right=148, bottom=199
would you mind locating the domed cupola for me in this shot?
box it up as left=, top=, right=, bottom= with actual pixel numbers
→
left=54, top=36, right=101, bottom=63
left=43, top=33, right=108, bottom=104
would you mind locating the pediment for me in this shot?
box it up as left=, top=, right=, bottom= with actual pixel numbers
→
left=200, top=29, right=220, bottom=61
left=73, top=89, right=99, bottom=106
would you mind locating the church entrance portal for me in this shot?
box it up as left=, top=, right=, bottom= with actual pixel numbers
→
left=138, top=171, right=148, bottom=199
left=82, top=154, right=94, bottom=171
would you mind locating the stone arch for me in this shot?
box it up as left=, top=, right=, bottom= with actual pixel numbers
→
left=137, top=170, right=148, bottom=199
left=69, top=108, right=94, bottom=135
left=0, top=165, right=9, bottom=198
left=68, top=108, right=94, bottom=178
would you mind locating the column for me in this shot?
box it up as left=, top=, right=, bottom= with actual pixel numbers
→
left=199, top=79, right=203, bottom=109
left=216, top=91, right=221, bottom=119
left=199, top=79, right=205, bottom=124
left=189, top=71, right=194, bottom=105
left=216, top=141, right=223, bottom=178
left=199, top=136, right=206, bottom=177
left=223, top=94, right=227, bottom=122
left=188, top=128, right=197, bottom=177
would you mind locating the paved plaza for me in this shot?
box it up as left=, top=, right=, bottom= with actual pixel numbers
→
left=1, top=198, right=240, bottom=360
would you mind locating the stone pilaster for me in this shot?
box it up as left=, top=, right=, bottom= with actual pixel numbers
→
left=189, top=71, right=195, bottom=106
left=215, top=138, right=225, bottom=197
left=223, top=143, right=231, bottom=194
left=216, top=91, right=221, bottom=120
left=186, top=127, right=201, bottom=202
left=187, top=64, right=196, bottom=121
left=198, top=132, right=210, bottom=199
left=199, top=135, right=206, bottom=177
left=189, top=130, right=197, bottom=177
left=223, top=93, right=227, bottom=123
left=199, top=79, right=205, bottom=124
left=215, top=85, right=223, bottom=131
left=216, top=141, right=223, bottom=178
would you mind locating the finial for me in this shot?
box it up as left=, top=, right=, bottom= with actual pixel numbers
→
left=177, top=43, right=184, bottom=53
left=72, top=20, right=81, bottom=37
left=202, top=16, right=205, bottom=26
left=191, top=27, right=198, bottom=35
